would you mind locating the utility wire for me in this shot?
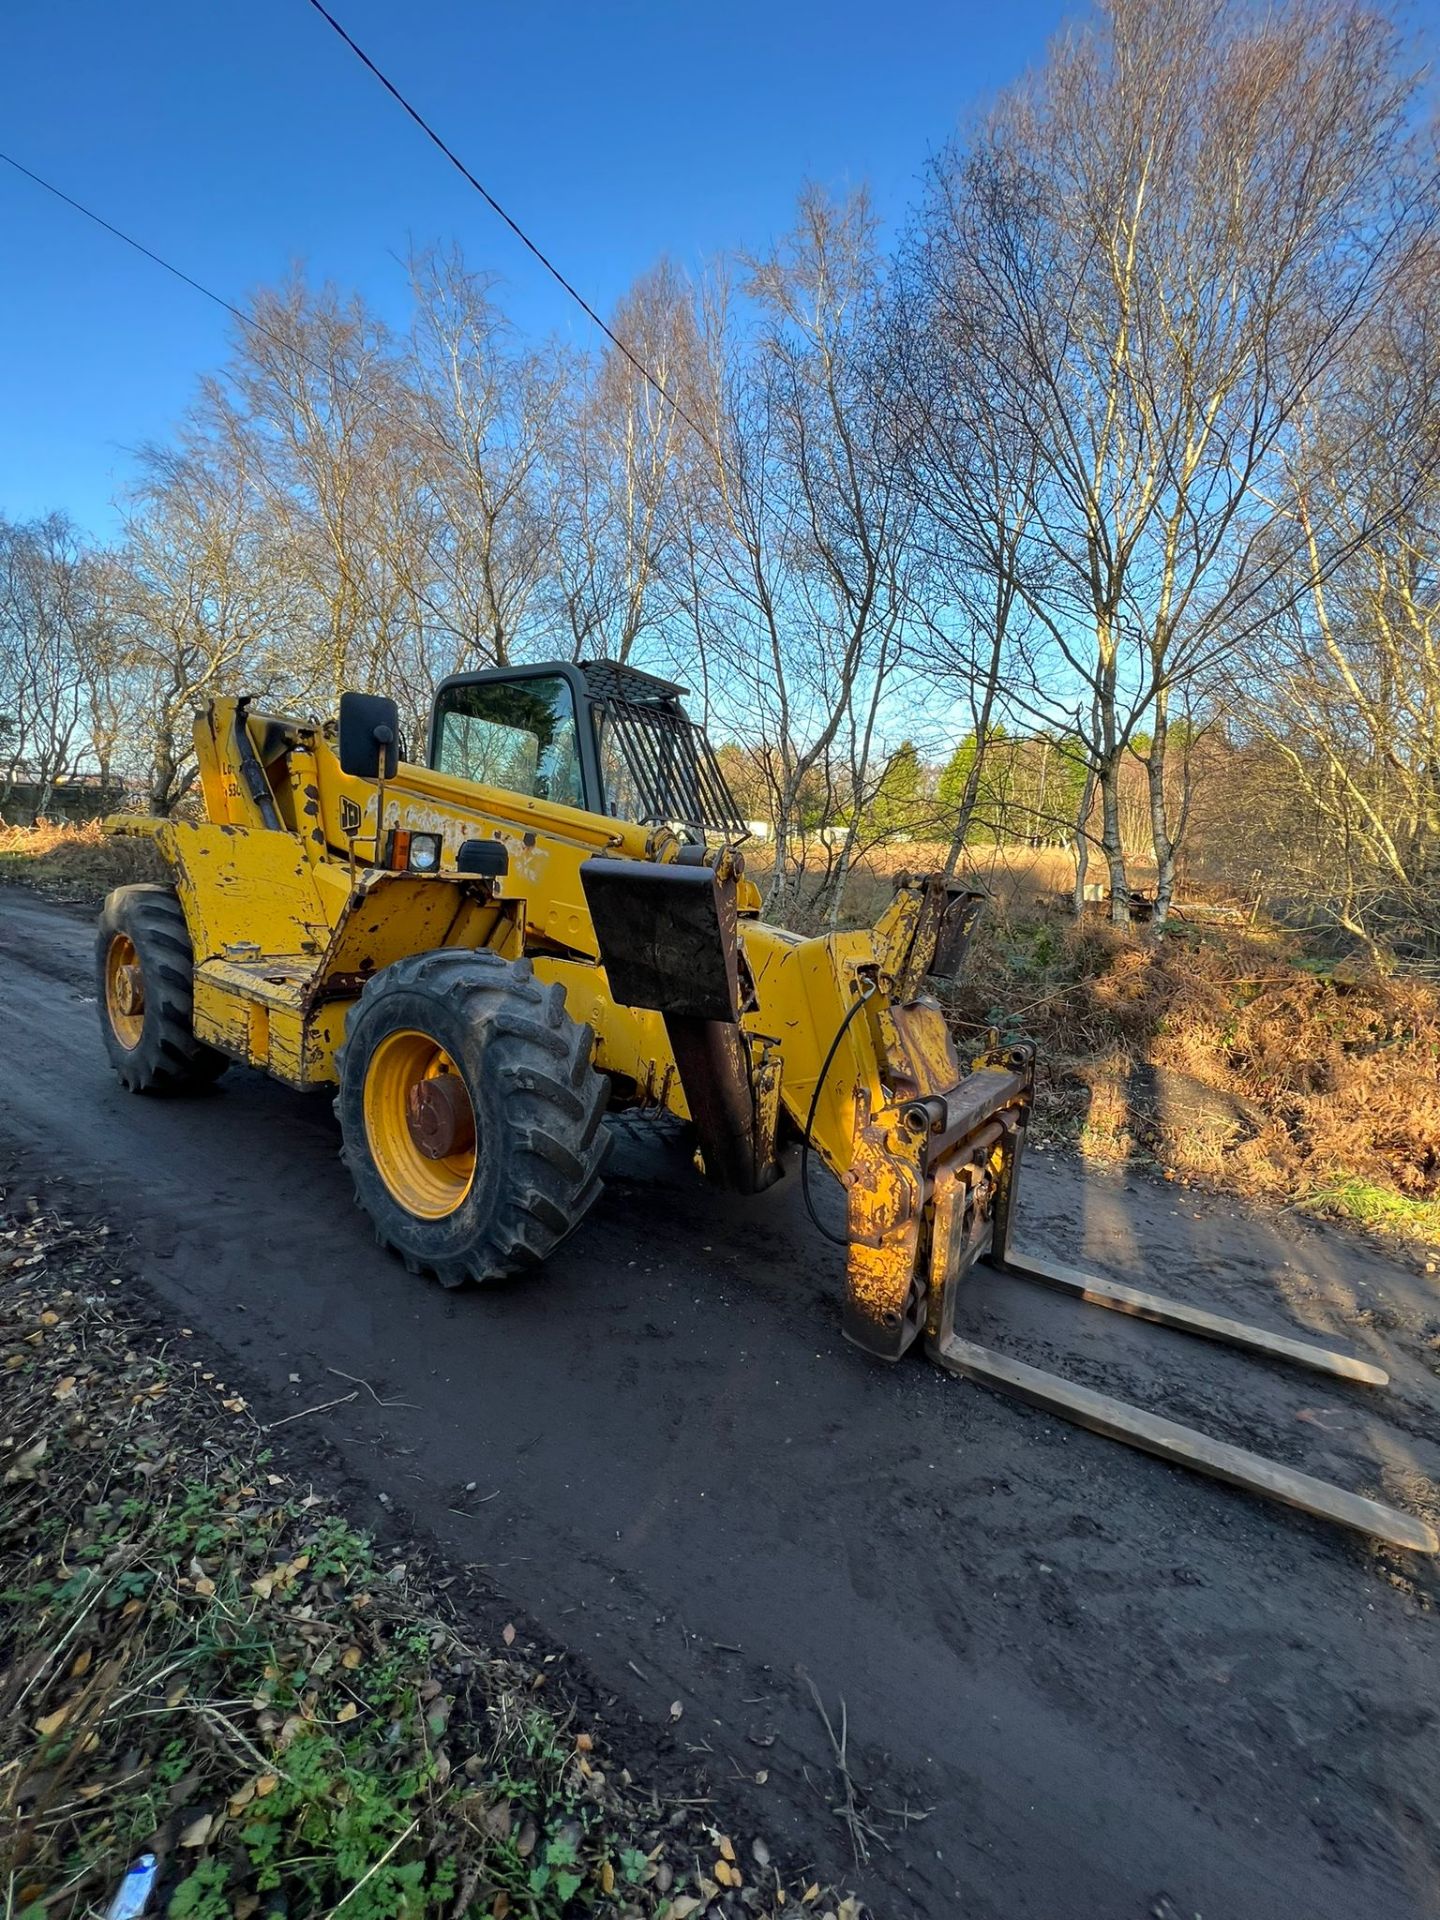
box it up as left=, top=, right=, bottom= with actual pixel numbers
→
left=300, top=0, right=716, bottom=454
left=0, top=149, right=348, bottom=388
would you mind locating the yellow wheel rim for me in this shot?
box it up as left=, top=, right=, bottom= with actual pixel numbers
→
left=362, top=1029, right=477, bottom=1220
left=104, top=933, right=145, bottom=1050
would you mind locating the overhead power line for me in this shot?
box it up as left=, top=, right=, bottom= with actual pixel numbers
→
left=300, top=0, right=714, bottom=451
left=1, top=149, right=254, bottom=336
left=0, top=149, right=346, bottom=387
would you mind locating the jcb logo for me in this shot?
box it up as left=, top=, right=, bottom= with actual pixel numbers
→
left=339, top=797, right=362, bottom=835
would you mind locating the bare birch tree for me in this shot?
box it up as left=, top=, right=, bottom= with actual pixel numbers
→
left=914, top=0, right=1430, bottom=919
left=691, top=187, right=912, bottom=913
left=0, top=514, right=106, bottom=820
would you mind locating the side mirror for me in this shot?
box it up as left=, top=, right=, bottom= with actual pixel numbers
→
left=338, top=691, right=399, bottom=780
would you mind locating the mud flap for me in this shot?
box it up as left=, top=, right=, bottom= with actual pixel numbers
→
left=579, top=857, right=778, bottom=1192
left=580, top=857, right=741, bottom=1023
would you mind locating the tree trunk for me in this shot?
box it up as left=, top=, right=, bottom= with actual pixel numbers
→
left=764, top=788, right=796, bottom=918
left=942, top=745, right=990, bottom=880
left=1146, top=692, right=1176, bottom=925
left=1099, top=755, right=1129, bottom=922
left=826, top=654, right=888, bottom=931
left=1071, top=764, right=1098, bottom=917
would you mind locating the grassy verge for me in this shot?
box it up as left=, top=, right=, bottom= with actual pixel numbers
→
left=1, top=1198, right=851, bottom=1920
left=1297, top=1178, right=1440, bottom=1240
left=0, top=821, right=165, bottom=909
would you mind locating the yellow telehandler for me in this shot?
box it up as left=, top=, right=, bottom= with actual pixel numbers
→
left=97, top=661, right=1435, bottom=1553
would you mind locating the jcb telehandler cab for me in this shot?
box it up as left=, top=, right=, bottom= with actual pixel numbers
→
left=97, top=661, right=1436, bottom=1554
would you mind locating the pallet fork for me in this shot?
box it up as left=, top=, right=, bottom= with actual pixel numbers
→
left=910, top=1045, right=1437, bottom=1555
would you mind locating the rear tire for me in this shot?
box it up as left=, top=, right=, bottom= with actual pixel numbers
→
left=97, top=885, right=229, bottom=1093
left=334, top=948, right=610, bottom=1286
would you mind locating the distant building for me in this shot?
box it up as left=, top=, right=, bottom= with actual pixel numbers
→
left=0, top=769, right=126, bottom=823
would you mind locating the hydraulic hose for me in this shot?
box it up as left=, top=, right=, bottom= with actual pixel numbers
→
left=800, top=975, right=878, bottom=1248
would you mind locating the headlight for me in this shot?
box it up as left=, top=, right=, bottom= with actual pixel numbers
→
left=386, top=829, right=443, bottom=873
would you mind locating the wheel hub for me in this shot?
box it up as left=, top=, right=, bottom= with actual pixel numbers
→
left=404, top=1072, right=476, bottom=1160
left=113, top=964, right=145, bottom=1017
left=104, top=932, right=146, bottom=1051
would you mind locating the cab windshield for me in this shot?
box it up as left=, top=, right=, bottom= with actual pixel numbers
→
left=433, top=675, right=584, bottom=809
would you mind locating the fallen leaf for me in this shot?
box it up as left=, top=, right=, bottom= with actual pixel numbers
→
left=666, top=1901, right=702, bottom=1920
left=752, top=1837, right=771, bottom=1868
left=222, top=1397, right=247, bottom=1414
left=502, top=1623, right=515, bottom=1646
left=600, top=1861, right=615, bottom=1894
left=5, top=1354, right=24, bottom=1371
left=166, top=1680, right=187, bottom=1707
left=228, top=1782, right=257, bottom=1815
left=837, top=1899, right=864, bottom=1920
left=250, top=1575, right=275, bottom=1600
left=516, top=1816, right=538, bottom=1858
left=5, top=1436, right=47, bottom=1482
left=69, top=1648, right=92, bottom=1679
left=35, top=1706, right=69, bottom=1738
left=335, top=1701, right=358, bottom=1723
left=492, top=1896, right=510, bottom=1920
left=52, top=1375, right=77, bottom=1400
left=669, top=1700, right=683, bottom=1721
left=254, top=1773, right=278, bottom=1797
left=719, top=1835, right=736, bottom=1862
left=575, top=1731, right=593, bottom=1752
left=755, top=1769, right=769, bottom=1785
left=194, top=1577, right=216, bottom=1598
left=340, top=1646, right=363, bottom=1670
left=39, top=1310, right=59, bottom=1327
left=803, top=1886, right=821, bottom=1905
left=179, top=1812, right=214, bottom=1848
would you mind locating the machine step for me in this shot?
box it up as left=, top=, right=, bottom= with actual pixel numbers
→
left=930, top=1333, right=1437, bottom=1554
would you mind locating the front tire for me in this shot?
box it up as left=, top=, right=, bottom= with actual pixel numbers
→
left=97, top=885, right=229, bottom=1093
left=335, top=949, right=609, bottom=1286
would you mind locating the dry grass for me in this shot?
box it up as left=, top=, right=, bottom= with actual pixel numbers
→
left=820, top=841, right=1159, bottom=927
left=949, top=910, right=1440, bottom=1246
left=0, top=820, right=165, bottom=908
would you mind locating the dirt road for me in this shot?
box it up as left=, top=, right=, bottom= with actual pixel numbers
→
left=2, top=884, right=1438, bottom=1919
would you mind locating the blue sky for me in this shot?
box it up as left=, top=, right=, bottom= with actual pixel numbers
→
left=1, top=0, right=1068, bottom=536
